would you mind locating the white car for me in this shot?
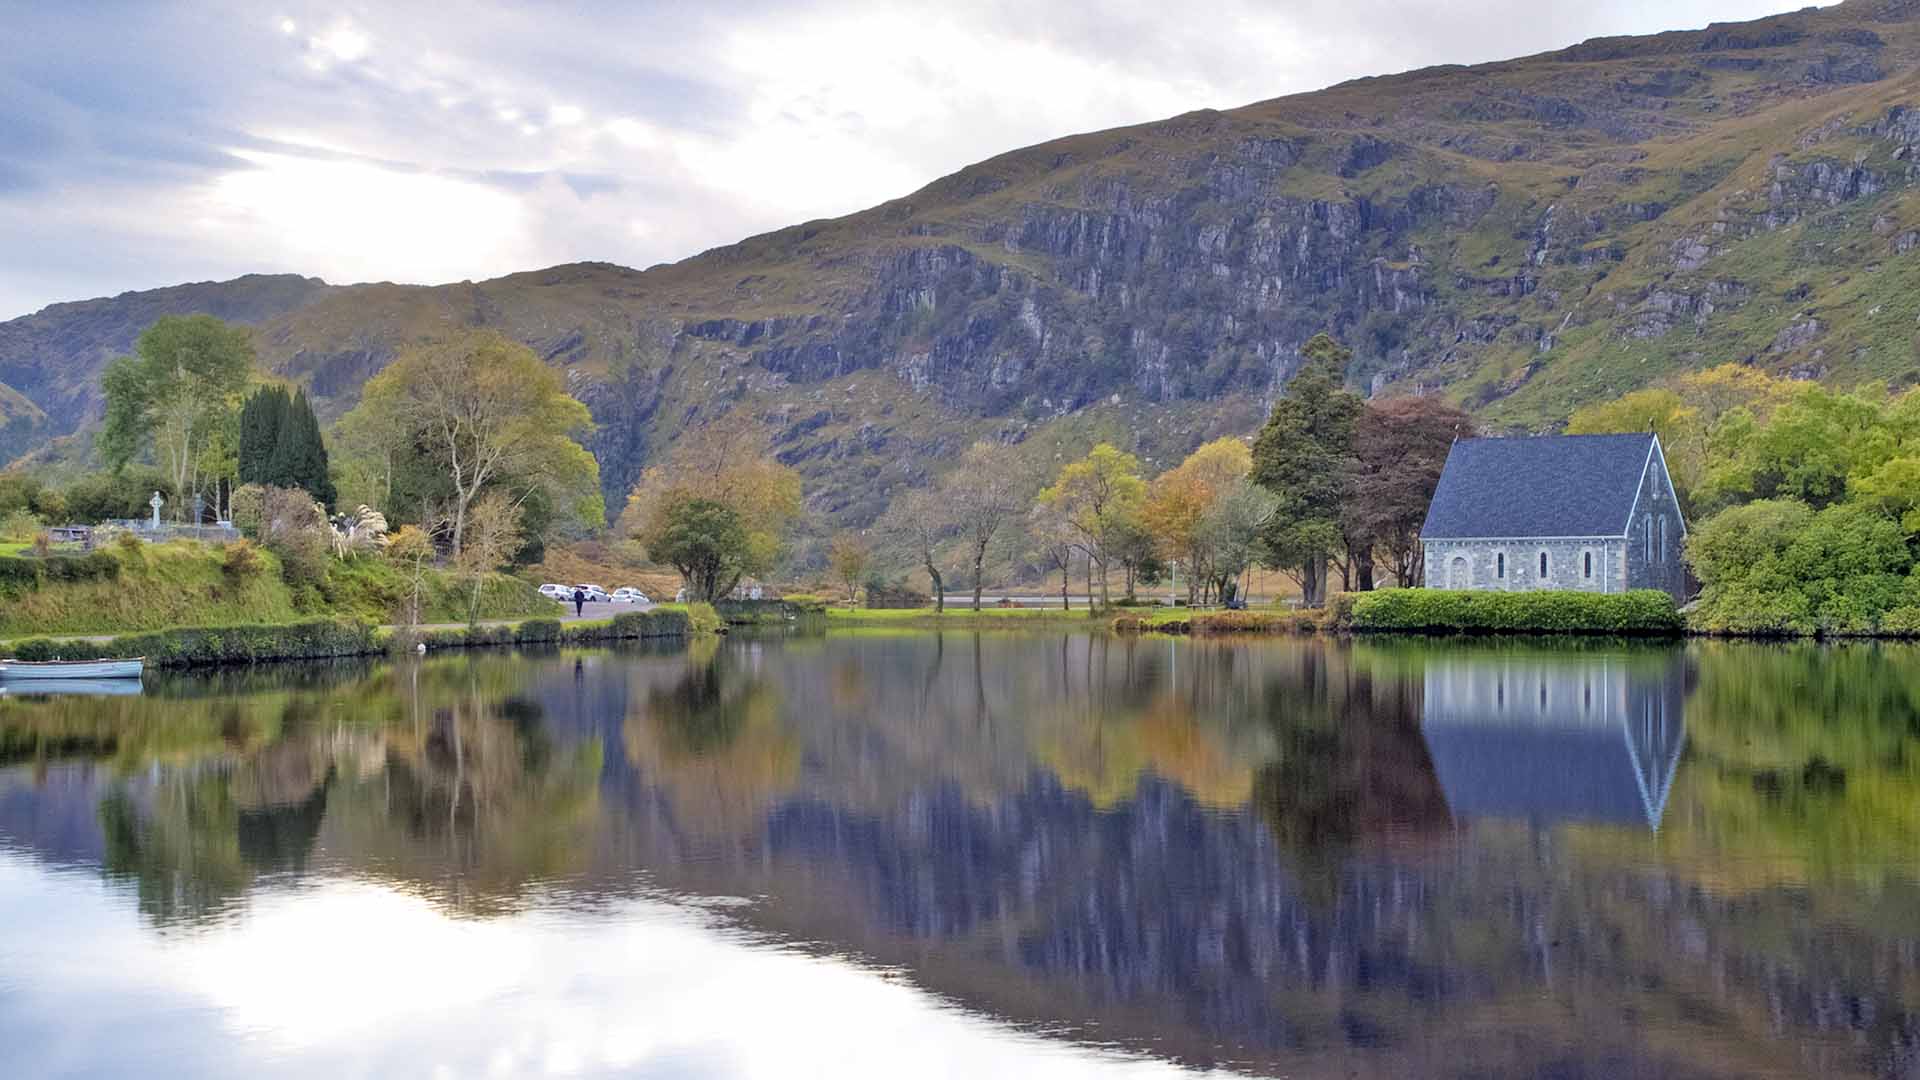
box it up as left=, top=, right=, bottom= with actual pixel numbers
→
left=538, top=583, right=570, bottom=601
left=610, top=587, right=650, bottom=604
left=573, top=584, right=610, bottom=602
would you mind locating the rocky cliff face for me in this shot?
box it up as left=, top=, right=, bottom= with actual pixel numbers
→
left=10, top=1, right=1920, bottom=528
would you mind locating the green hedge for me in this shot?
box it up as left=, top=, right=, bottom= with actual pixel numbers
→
left=0, top=550, right=121, bottom=594
left=411, top=609, right=694, bottom=652
left=1349, top=589, right=1684, bottom=636
left=9, top=618, right=380, bottom=665
left=6, top=609, right=699, bottom=668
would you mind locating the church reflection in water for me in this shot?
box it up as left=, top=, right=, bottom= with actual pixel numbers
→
left=2, top=636, right=1913, bottom=1080
left=1419, top=650, right=1690, bottom=830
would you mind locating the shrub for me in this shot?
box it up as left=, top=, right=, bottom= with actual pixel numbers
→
left=222, top=539, right=265, bottom=581
left=61, top=469, right=173, bottom=524
left=0, top=556, right=39, bottom=593
left=514, top=618, right=564, bottom=644
left=1349, top=589, right=1684, bottom=635
left=684, top=602, right=723, bottom=635
left=1689, top=499, right=1919, bottom=635
left=1324, top=592, right=1359, bottom=630
left=30, top=532, right=51, bottom=557
left=39, top=550, right=120, bottom=584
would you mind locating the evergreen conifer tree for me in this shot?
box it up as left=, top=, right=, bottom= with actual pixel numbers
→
left=237, top=386, right=286, bottom=486
left=264, top=390, right=334, bottom=508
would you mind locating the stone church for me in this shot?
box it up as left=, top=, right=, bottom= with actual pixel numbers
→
left=1419, top=433, right=1688, bottom=601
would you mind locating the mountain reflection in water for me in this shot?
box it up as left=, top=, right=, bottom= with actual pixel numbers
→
left=0, top=634, right=1916, bottom=1079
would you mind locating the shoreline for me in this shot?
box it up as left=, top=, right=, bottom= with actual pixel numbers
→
left=0, top=608, right=702, bottom=669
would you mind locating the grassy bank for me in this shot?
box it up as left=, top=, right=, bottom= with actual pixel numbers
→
left=822, top=606, right=1107, bottom=629
left=0, top=540, right=551, bottom=637
left=2, top=607, right=703, bottom=667
left=1113, top=608, right=1323, bottom=635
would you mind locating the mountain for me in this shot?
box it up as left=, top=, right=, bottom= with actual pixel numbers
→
left=8, top=0, right=1920, bottom=529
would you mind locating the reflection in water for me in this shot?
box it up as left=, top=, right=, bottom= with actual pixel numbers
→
left=1421, top=651, right=1689, bottom=829
left=0, top=634, right=1917, bottom=1078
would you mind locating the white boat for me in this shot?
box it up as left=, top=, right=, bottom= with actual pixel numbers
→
left=0, top=677, right=143, bottom=696
left=0, top=657, right=145, bottom=680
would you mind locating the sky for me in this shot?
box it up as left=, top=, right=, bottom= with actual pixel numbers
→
left=0, top=0, right=1826, bottom=320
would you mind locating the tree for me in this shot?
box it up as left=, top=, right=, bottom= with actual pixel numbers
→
left=643, top=496, right=751, bottom=602
left=1028, top=503, right=1078, bottom=611
left=333, top=383, right=411, bottom=515
left=98, top=315, right=255, bottom=521
left=1039, top=443, right=1147, bottom=608
left=621, top=409, right=802, bottom=585
left=237, top=386, right=287, bottom=487
left=385, top=524, right=436, bottom=628
left=265, top=390, right=335, bottom=507
left=1198, top=479, right=1279, bottom=603
left=455, top=490, right=524, bottom=627
left=1341, top=396, right=1472, bottom=587
left=1705, top=382, right=1891, bottom=513
left=828, top=532, right=870, bottom=608
left=1251, top=334, right=1362, bottom=607
left=1145, top=437, right=1253, bottom=604
left=342, top=331, right=599, bottom=556
left=877, top=488, right=952, bottom=612
left=943, top=442, right=1031, bottom=611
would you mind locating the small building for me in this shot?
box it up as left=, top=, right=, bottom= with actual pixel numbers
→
left=1419, top=433, right=1687, bottom=600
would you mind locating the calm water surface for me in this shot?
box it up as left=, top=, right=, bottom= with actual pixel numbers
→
left=1, top=632, right=1916, bottom=1078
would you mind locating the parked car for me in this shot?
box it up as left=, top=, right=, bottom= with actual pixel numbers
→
left=538, top=583, right=570, bottom=601
left=674, top=587, right=687, bottom=603
left=610, top=587, right=650, bottom=604
left=574, top=584, right=610, bottom=602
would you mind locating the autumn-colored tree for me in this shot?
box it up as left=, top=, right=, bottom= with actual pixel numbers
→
left=1144, top=437, right=1252, bottom=604
left=1039, top=443, right=1147, bottom=608
left=385, top=524, right=435, bottom=628
left=622, top=410, right=801, bottom=590
left=1341, top=396, right=1473, bottom=587
left=1251, top=334, right=1362, bottom=607
left=342, top=331, right=599, bottom=556
left=828, top=531, right=870, bottom=608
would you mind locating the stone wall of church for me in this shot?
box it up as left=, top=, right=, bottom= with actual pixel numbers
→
left=1422, top=538, right=1628, bottom=594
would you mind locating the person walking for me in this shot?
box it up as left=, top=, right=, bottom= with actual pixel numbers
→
left=571, top=586, right=586, bottom=618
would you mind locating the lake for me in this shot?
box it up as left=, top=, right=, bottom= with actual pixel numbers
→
left=1, top=631, right=1916, bottom=1078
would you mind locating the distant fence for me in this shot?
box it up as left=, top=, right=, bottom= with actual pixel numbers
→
left=103, top=520, right=243, bottom=544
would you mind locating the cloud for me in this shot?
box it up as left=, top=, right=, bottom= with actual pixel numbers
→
left=0, top=0, right=1830, bottom=318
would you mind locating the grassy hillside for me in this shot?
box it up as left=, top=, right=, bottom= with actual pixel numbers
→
left=9, top=1, right=1920, bottom=531
left=0, top=541, right=554, bottom=637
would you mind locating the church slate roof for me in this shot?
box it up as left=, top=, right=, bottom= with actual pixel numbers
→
left=1420, top=433, right=1658, bottom=540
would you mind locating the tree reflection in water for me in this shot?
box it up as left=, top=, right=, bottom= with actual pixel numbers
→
left=1, top=635, right=1918, bottom=1076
